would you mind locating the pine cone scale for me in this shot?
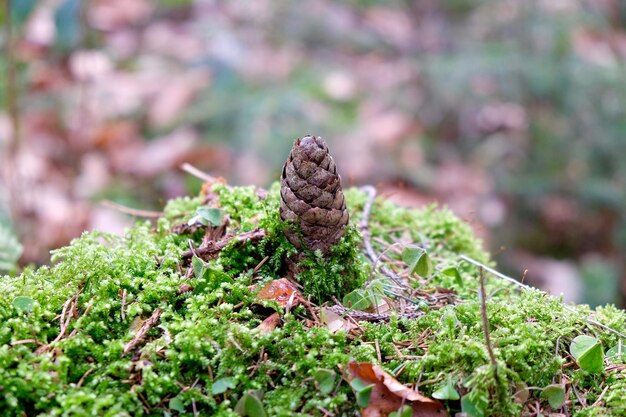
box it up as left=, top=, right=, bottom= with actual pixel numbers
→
left=281, top=186, right=312, bottom=213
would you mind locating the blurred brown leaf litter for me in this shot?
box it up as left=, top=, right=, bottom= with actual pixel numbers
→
left=2, top=0, right=626, bottom=306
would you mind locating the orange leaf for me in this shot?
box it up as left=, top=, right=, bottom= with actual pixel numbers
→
left=257, top=278, right=302, bottom=307
left=345, top=361, right=448, bottom=417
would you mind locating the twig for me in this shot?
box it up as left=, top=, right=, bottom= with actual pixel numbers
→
left=461, top=255, right=626, bottom=340
left=76, top=368, right=94, bottom=388
left=359, top=186, right=404, bottom=286
left=591, top=385, right=610, bottom=408
left=101, top=200, right=163, bottom=218
left=461, top=256, right=534, bottom=291
left=121, top=289, right=127, bottom=321
left=180, top=163, right=216, bottom=182
left=316, top=304, right=423, bottom=322
left=253, top=256, right=269, bottom=274
left=10, top=339, right=43, bottom=346
left=36, top=291, right=89, bottom=354
left=123, top=309, right=162, bottom=355
left=479, top=267, right=497, bottom=367
left=181, top=228, right=266, bottom=262
left=316, top=406, right=335, bottom=417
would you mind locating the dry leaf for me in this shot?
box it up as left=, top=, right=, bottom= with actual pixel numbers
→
left=257, top=278, right=303, bottom=307
left=345, top=361, right=448, bottom=417
left=257, top=312, right=281, bottom=334
left=320, top=308, right=354, bottom=334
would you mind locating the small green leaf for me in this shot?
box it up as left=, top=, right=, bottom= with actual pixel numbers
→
left=389, top=405, right=413, bottom=417
left=432, top=377, right=460, bottom=400
left=169, top=397, right=185, bottom=413
left=189, top=207, right=224, bottom=227
left=414, top=252, right=433, bottom=276
left=402, top=247, right=420, bottom=269
left=349, top=378, right=374, bottom=408
left=192, top=256, right=205, bottom=279
left=461, top=393, right=488, bottom=417
left=313, top=369, right=336, bottom=395
left=349, top=378, right=369, bottom=392
left=442, top=267, right=463, bottom=287
left=343, top=290, right=371, bottom=311
left=211, top=377, right=236, bottom=395
left=402, top=247, right=432, bottom=276
left=235, top=392, right=267, bottom=417
left=570, top=335, right=604, bottom=373
left=355, top=384, right=373, bottom=408
left=13, top=296, right=35, bottom=313
left=607, top=341, right=626, bottom=364
left=541, top=384, right=565, bottom=409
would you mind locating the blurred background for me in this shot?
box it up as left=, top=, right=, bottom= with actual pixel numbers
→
left=1, top=0, right=626, bottom=307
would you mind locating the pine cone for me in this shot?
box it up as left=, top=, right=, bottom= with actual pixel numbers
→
left=280, top=135, right=349, bottom=256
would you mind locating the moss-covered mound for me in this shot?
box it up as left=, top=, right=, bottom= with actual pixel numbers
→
left=2, top=183, right=626, bottom=416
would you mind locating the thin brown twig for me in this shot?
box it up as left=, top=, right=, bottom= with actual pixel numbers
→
left=479, top=267, right=497, bottom=367
left=181, top=228, right=266, bottom=262
left=36, top=291, right=88, bottom=354
left=76, top=368, right=94, bottom=388
left=101, top=200, right=163, bottom=218
left=359, top=186, right=404, bottom=286
left=316, top=406, right=335, bottom=417
left=121, top=289, right=127, bottom=321
left=10, top=339, right=43, bottom=346
left=317, top=303, right=423, bottom=323
left=180, top=163, right=216, bottom=182
left=123, top=308, right=162, bottom=355
left=591, top=385, right=610, bottom=408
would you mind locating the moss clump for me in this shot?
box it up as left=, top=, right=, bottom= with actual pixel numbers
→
left=1, top=183, right=626, bottom=416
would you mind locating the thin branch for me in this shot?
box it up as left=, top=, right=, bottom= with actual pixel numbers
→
left=121, top=289, right=127, bottom=321
left=461, top=255, right=626, bottom=340
left=317, top=303, right=424, bottom=322
left=460, top=255, right=533, bottom=291
left=591, top=384, right=609, bottom=408
left=76, top=368, right=94, bottom=388
left=181, top=228, right=266, bottom=262
left=479, top=267, right=497, bottom=367
left=359, top=186, right=404, bottom=286
left=180, top=163, right=216, bottom=182
left=10, top=339, right=43, bottom=346
left=123, top=308, right=162, bottom=355
left=101, top=200, right=163, bottom=218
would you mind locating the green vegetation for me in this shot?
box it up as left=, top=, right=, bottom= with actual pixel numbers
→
left=1, top=183, right=626, bottom=416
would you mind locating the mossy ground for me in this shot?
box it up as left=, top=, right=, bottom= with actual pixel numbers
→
left=2, top=184, right=626, bottom=416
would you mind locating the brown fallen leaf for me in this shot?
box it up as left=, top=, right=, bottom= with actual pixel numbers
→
left=257, top=278, right=303, bottom=307
left=257, top=312, right=281, bottom=334
left=344, top=361, right=448, bottom=417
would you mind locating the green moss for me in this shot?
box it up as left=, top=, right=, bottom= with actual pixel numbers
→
left=1, top=183, right=626, bottom=416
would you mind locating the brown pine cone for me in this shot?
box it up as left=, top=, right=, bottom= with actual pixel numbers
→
left=280, top=135, right=349, bottom=256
